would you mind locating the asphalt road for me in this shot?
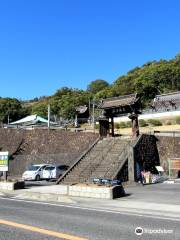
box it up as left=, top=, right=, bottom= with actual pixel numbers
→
left=124, top=183, right=180, bottom=205
left=0, top=197, right=179, bottom=240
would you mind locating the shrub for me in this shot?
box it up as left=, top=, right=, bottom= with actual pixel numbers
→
left=118, top=121, right=132, bottom=128
left=139, top=119, right=148, bottom=127
left=125, top=121, right=132, bottom=128
left=114, top=123, right=120, bottom=129
left=165, top=120, right=172, bottom=125
left=147, top=119, right=162, bottom=126
left=176, top=116, right=180, bottom=124
left=119, top=122, right=127, bottom=128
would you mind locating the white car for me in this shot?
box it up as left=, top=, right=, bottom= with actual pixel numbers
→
left=22, top=164, right=50, bottom=181
left=42, top=164, right=69, bottom=180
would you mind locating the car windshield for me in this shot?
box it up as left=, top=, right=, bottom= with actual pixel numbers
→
left=27, top=165, right=41, bottom=171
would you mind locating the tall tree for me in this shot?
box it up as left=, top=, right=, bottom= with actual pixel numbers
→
left=87, top=79, right=109, bottom=94
left=0, top=98, right=23, bottom=123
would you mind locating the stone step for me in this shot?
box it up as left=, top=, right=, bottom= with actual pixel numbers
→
left=60, top=139, right=129, bottom=184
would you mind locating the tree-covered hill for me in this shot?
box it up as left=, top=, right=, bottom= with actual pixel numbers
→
left=96, top=54, right=180, bottom=103
left=1, top=54, right=180, bottom=123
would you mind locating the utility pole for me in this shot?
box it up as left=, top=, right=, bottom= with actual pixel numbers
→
left=89, top=98, right=91, bottom=125
left=92, top=101, right=95, bottom=133
left=48, top=104, right=50, bottom=129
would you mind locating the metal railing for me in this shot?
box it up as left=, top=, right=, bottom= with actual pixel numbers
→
left=56, top=136, right=100, bottom=184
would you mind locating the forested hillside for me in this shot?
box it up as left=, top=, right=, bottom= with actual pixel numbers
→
left=1, top=54, right=180, bottom=123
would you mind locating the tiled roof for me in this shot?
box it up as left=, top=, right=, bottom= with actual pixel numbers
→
left=154, top=92, right=180, bottom=102
left=75, top=105, right=88, bottom=114
left=98, top=94, right=138, bottom=109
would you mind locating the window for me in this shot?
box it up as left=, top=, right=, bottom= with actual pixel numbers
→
left=45, top=166, right=55, bottom=171
left=27, top=165, right=40, bottom=171
left=58, top=165, right=69, bottom=171
left=41, top=165, right=48, bottom=169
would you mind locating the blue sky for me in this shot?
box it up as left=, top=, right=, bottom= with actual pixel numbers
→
left=0, top=0, right=180, bottom=100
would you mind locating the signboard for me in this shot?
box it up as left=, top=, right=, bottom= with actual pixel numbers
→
left=155, top=166, right=164, bottom=172
left=0, top=152, right=9, bottom=172
left=170, top=159, right=180, bottom=170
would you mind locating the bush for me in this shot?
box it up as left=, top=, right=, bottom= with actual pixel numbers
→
left=176, top=116, right=180, bottom=124
left=118, top=121, right=132, bottom=128
left=139, top=119, right=148, bottom=127
left=114, top=123, right=120, bottom=129
left=125, top=121, right=132, bottom=128
left=119, top=122, right=127, bottom=128
left=147, top=119, right=162, bottom=126
left=165, top=120, right=172, bottom=125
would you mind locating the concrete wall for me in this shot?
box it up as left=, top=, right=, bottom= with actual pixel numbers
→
left=114, top=110, right=180, bottom=122
left=68, top=185, right=125, bottom=199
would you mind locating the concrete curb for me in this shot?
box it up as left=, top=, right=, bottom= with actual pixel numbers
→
left=4, top=192, right=180, bottom=219
left=14, top=192, right=75, bottom=204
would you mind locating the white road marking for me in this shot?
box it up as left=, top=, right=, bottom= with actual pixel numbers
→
left=0, top=196, right=180, bottom=222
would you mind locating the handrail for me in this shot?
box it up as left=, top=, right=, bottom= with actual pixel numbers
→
left=56, top=136, right=100, bottom=184
left=81, top=139, right=112, bottom=181
left=111, top=143, right=129, bottom=179
left=95, top=138, right=120, bottom=179
left=131, top=134, right=143, bottom=148
left=78, top=146, right=104, bottom=182
left=112, top=135, right=144, bottom=179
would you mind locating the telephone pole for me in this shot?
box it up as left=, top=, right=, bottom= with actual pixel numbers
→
left=48, top=104, right=50, bottom=129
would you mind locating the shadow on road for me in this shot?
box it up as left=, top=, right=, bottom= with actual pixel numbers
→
left=24, top=180, right=56, bottom=189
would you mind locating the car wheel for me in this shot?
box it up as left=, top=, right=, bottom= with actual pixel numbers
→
left=35, top=175, right=40, bottom=181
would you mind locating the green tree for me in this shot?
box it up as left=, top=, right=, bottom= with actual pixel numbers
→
left=0, top=98, right=23, bottom=123
left=113, top=55, right=180, bottom=104
left=31, top=100, right=48, bottom=118
left=87, top=79, right=109, bottom=94
left=32, top=87, right=90, bottom=120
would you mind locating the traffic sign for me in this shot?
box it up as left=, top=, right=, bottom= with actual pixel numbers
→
left=0, top=152, right=9, bottom=172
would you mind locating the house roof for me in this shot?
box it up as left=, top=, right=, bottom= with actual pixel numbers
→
left=98, top=94, right=138, bottom=109
left=10, top=115, right=52, bottom=125
left=75, top=105, right=88, bottom=114
left=154, top=91, right=180, bottom=103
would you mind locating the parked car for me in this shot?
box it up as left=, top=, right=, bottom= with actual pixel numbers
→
left=22, top=164, right=50, bottom=181
left=42, top=164, right=69, bottom=180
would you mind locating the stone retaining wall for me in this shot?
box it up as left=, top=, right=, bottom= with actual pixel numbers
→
left=0, top=129, right=98, bottom=176
left=0, top=181, right=24, bottom=190
left=156, top=136, right=180, bottom=177
left=58, top=184, right=125, bottom=199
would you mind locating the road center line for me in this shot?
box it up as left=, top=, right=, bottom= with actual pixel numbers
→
left=0, top=219, right=87, bottom=240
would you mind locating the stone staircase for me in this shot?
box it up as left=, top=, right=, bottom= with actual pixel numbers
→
left=59, top=137, right=131, bottom=184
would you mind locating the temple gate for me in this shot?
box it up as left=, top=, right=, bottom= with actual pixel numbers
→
left=98, top=94, right=141, bottom=138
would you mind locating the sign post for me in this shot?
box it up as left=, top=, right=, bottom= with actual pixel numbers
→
left=0, top=152, right=9, bottom=181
